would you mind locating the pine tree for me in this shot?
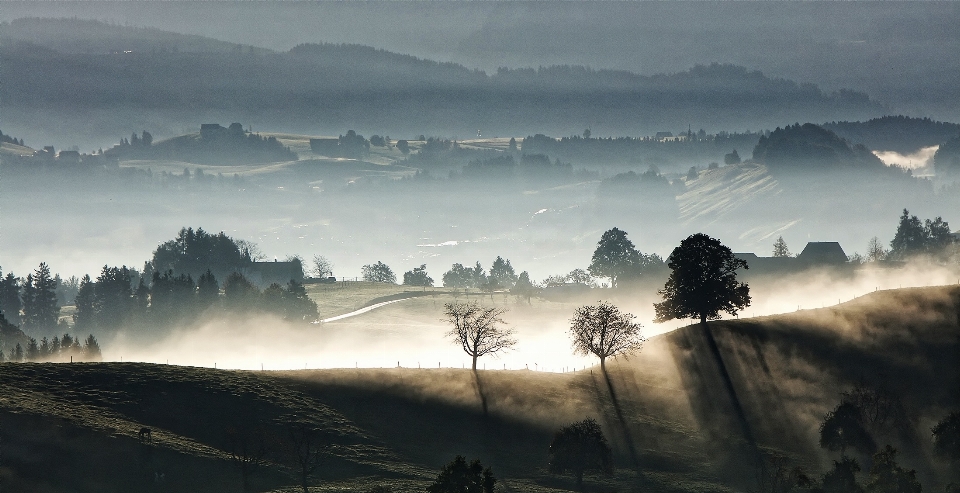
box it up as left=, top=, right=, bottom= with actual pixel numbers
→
left=23, top=263, right=60, bottom=331
left=84, top=334, right=102, bottom=361
left=73, top=274, right=96, bottom=330
left=50, top=336, right=61, bottom=357
left=0, top=270, right=23, bottom=326
left=772, top=236, right=791, bottom=257
left=21, top=273, right=36, bottom=329
left=39, top=337, right=50, bottom=359
left=26, top=338, right=40, bottom=361
left=13, top=343, right=24, bottom=362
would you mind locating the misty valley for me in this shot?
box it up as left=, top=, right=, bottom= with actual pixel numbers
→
left=1, top=10, right=960, bottom=493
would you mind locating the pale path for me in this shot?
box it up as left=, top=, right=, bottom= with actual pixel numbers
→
left=318, top=297, right=417, bottom=323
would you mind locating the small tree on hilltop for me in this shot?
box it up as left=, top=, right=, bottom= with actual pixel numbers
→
left=773, top=236, right=791, bottom=257
left=362, top=261, right=396, bottom=284
left=549, top=418, right=613, bottom=490
left=654, top=233, right=750, bottom=326
left=443, top=302, right=516, bottom=371
left=569, top=301, right=644, bottom=372
left=427, top=455, right=496, bottom=493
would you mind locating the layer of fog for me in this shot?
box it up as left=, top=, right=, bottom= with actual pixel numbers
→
left=100, top=261, right=959, bottom=372
left=874, top=145, right=938, bottom=171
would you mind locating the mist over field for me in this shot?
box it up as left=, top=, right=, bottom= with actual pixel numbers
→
left=2, top=3, right=960, bottom=493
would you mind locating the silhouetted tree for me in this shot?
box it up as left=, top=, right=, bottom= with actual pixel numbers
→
left=227, top=426, right=268, bottom=492
left=773, top=236, right=791, bottom=257
left=285, top=424, right=325, bottom=493
left=0, top=270, right=22, bottom=325
left=94, top=265, right=134, bottom=330
left=197, top=269, right=220, bottom=308
left=867, top=237, right=888, bottom=262
left=864, top=446, right=921, bottom=493
left=223, top=272, right=258, bottom=309
left=312, top=255, right=334, bottom=278
left=932, top=411, right=960, bottom=462
left=820, top=401, right=876, bottom=457
left=654, top=233, right=750, bottom=325
left=443, top=302, right=516, bottom=371
left=12, top=343, right=24, bottom=362
left=548, top=418, right=613, bottom=490
left=890, top=209, right=927, bottom=260
left=362, top=261, right=396, bottom=283
left=26, top=337, right=40, bottom=361
left=569, top=301, right=644, bottom=372
left=487, top=256, right=517, bottom=289
left=73, top=274, right=96, bottom=330
left=509, top=137, right=518, bottom=151
left=281, top=280, right=319, bottom=322
left=822, top=457, right=864, bottom=493
left=22, top=263, right=60, bottom=331
left=588, top=228, right=640, bottom=288
left=512, top=271, right=536, bottom=303
left=403, top=264, right=434, bottom=287
left=427, top=455, right=496, bottom=493
left=396, top=140, right=410, bottom=154
left=442, top=263, right=475, bottom=288
left=84, top=334, right=102, bottom=361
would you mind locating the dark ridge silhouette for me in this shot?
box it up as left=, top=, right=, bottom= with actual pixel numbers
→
left=0, top=18, right=884, bottom=145
left=823, top=116, right=960, bottom=155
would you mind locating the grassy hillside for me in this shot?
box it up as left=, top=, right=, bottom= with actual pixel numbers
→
left=0, top=286, right=957, bottom=492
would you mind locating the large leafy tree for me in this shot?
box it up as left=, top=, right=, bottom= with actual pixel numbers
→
left=94, top=265, right=135, bottom=331
left=820, top=401, right=877, bottom=457
left=361, top=261, right=396, bottom=284
left=569, top=301, right=644, bottom=372
left=403, top=264, right=434, bottom=287
left=588, top=228, right=639, bottom=288
left=548, top=418, right=613, bottom=490
left=150, top=227, right=252, bottom=280
left=654, top=234, right=750, bottom=325
left=427, top=456, right=496, bottom=493
left=889, top=209, right=953, bottom=260
left=487, top=256, right=518, bottom=289
left=443, top=302, right=516, bottom=371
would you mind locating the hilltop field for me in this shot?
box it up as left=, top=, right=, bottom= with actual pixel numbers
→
left=0, top=285, right=957, bottom=492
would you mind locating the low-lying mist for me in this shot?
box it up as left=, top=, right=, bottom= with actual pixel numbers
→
left=100, top=260, right=959, bottom=372
left=874, top=145, right=939, bottom=171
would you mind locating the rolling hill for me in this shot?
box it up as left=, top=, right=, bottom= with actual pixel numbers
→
left=0, top=285, right=957, bottom=492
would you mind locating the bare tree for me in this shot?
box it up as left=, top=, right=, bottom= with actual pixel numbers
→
left=313, top=255, right=334, bottom=278
left=570, top=301, right=644, bottom=372
left=443, top=302, right=516, bottom=371
left=867, top=236, right=888, bottom=262
left=286, top=424, right=325, bottom=493
left=227, top=426, right=268, bottom=492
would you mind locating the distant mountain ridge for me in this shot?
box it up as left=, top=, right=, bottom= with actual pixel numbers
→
left=1, top=17, right=885, bottom=146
